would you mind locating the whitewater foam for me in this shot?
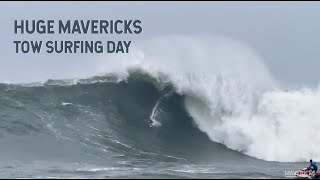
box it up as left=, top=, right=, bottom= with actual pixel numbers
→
left=95, top=35, right=320, bottom=162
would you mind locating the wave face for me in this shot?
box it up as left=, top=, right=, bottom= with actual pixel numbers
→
left=1, top=35, right=319, bottom=163
left=0, top=74, right=253, bottom=166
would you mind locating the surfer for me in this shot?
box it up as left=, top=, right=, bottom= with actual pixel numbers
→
left=308, top=159, right=318, bottom=174
left=149, top=120, right=153, bottom=127
left=294, top=160, right=319, bottom=179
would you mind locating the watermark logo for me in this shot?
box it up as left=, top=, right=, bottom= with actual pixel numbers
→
left=284, top=170, right=297, bottom=178
left=284, top=169, right=314, bottom=179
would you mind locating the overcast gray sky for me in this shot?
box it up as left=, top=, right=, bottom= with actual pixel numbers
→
left=1, top=2, right=320, bottom=87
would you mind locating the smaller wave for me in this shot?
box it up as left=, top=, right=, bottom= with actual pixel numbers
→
left=61, top=102, right=73, bottom=106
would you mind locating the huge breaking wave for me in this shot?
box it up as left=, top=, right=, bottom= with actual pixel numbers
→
left=1, top=35, right=319, bottom=163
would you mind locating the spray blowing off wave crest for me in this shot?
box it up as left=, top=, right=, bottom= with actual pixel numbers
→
left=95, top=35, right=320, bottom=162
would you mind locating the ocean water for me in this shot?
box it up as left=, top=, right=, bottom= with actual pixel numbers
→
left=0, top=36, right=318, bottom=178
left=0, top=74, right=313, bottom=179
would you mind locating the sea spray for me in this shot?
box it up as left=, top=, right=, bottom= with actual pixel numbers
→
left=96, top=35, right=320, bottom=162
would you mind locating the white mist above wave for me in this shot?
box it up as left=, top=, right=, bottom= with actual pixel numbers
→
left=95, top=35, right=320, bottom=162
